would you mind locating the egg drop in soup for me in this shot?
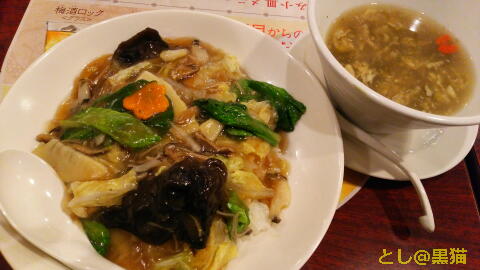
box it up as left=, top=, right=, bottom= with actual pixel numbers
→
left=326, top=4, right=475, bottom=115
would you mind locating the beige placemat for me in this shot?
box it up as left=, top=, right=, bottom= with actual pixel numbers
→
left=0, top=0, right=309, bottom=94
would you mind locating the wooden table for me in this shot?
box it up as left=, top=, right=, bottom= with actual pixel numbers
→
left=1, top=1, right=479, bottom=269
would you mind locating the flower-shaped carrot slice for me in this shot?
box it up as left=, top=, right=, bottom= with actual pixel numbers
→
left=123, top=82, right=169, bottom=120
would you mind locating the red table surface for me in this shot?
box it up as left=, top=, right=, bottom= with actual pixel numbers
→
left=1, top=1, right=479, bottom=269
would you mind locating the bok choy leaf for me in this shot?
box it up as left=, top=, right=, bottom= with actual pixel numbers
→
left=61, top=107, right=160, bottom=149
left=233, top=79, right=306, bottom=132
left=226, top=191, right=250, bottom=236
left=194, top=99, right=279, bottom=146
left=81, top=219, right=110, bottom=256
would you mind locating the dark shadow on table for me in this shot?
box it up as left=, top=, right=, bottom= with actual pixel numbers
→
left=368, top=179, right=412, bottom=240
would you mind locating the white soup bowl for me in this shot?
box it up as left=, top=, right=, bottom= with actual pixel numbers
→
left=308, top=0, right=480, bottom=134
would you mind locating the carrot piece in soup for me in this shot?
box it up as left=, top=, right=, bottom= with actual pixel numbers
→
left=123, top=82, right=169, bottom=120
left=435, top=34, right=451, bottom=45
left=436, top=34, right=458, bottom=54
left=438, top=44, right=458, bottom=54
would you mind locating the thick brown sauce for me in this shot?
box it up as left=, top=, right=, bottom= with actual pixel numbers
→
left=48, top=37, right=288, bottom=270
left=51, top=37, right=227, bottom=123
left=107, top=229, right=184, bottom=270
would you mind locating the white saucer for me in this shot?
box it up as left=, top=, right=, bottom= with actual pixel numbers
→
left=290, top=34, right=479, bottom=181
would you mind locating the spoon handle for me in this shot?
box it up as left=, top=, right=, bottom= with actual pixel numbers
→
left=337, top=113, right=435, bottom=232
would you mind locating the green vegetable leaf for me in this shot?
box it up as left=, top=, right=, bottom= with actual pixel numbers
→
left=61, top=126, right=99, bottom=140
left=231, top=79, right=260, bottom=102
left=61, top=107, right=161, bottom=149
left=194, top=99, right=280, bottom=146
left=92, top=80, right=173, bottom=135
left=224, top=127, right=253, bottom=140
left=81, top=219, right=110, bottom=256
left=143, top=97, right=174, bottom=135
left=93, top=79, right=150, bottom=111
left=237, top=79, right=306, bottom=132
left=226, top=191, right=250, bottom=235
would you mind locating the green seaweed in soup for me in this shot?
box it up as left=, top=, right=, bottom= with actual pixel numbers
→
left=326, top=4, right=475, bottom=115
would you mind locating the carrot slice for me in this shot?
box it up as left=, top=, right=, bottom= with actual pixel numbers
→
left=123, top=82, right=169, bottom=120
left=435, top=34, right=451, bottom=45
left=438, top=44, right=458, bottom=54
left=436, top=34, right=458, bottom=54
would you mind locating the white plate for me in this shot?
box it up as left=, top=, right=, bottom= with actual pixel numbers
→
left=293, top=33, right=478, bottom=181
left=0, top=10, right=344, bottom=270
left=289, top=41, right=367, bottom=207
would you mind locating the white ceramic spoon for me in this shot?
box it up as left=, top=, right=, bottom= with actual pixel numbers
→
left=336, top=114, right=436, bottom=232
left=0, top=150, right=123, bottom=270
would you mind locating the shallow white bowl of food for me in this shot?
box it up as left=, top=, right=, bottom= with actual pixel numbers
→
left=0, top=10, right=343, bottom=270
left=308, top=0, right=480, bottom=134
